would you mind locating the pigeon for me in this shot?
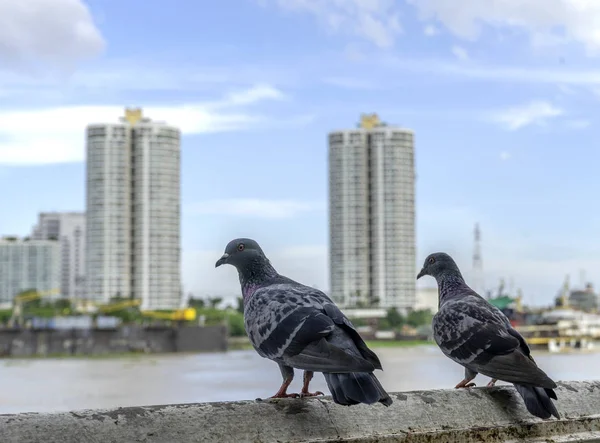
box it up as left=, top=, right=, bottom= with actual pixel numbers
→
left=215, top=238, right=392, bottom=406
left=417, top=252, right=559, bottom=420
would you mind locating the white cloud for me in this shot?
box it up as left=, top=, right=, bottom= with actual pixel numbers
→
left=408, top=0, right=600, bottom=55
left=451, top=45, right=469, bottom=61
left=260, top=0, right=402, bottom=48
left=221, top=84, right=285, bottom=106
left=565, top=119, right=591, bottom=129
left=487, top=100, right=563, bottom=130
left=382, top=55, right=600, bottom=86
left=183, top=245, right=328, bottom=301
left=343, top=43, right=367, bottom=62
left=187, top=199, right=324, bottom=219
left=322, top=77, right=377, bottom=90
left=423, top=24, right=439, bottom=36
left=0, top=84, right=290, bottom=165
left=557, top=84, right=576, bottom=95
left=499, top=151, right=511, bottom=161
left=0, top=0, right=105, bottom=70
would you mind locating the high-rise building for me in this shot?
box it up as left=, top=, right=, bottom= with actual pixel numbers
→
left=31, top=212, right=86, bottom=300
left=0, top=237, right=60, bottom=306
left=86, top=108, right=181, bottom=310
left=328, top=113, right=416, bottom=311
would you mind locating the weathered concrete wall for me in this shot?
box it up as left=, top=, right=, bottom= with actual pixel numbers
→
left=175, top=324, right=228, bottom=353
left=0, top=325, right=227, bottom=356
left=1, top=380, right=599, bottom=443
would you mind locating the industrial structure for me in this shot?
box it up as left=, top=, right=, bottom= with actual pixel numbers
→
left=31, top=212, right=86, bottom=301
left=328, top=113, right=416, bottom=311
left=472, top=223, right=484, bottom=295
left=85, top=108, right=182, bottom=310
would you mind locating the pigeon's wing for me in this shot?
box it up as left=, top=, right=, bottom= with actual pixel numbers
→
left=433, top=305, right=520, bottom=363
left=505, top=325, right=557, bottom=389
left=281, top=281, right=383, bottom=370
left=322, top=303, right=383, bottom=370
left=245, top=283, right=375, bottom=373
left=434, top=301, right=554, bottom=387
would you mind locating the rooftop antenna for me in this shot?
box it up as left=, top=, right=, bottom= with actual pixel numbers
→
left=580, top=269, right=586, bottom=288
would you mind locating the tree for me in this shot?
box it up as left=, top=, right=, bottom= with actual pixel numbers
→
left=386, top=308, right=405, bottom=329
left=208, top=297, right=223, bottom=308
left=54, top=298, right=72, bottom=314
left=236, top=297, right=244, bottom=314
left=227, top=312, right=246, bottom=336
left=187, top=297, right=206, bottom=309
left=406, top=309, right=434, bottom=328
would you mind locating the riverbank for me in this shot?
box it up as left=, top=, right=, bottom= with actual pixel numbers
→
left=365, top=339, right=433, bottom=348
left=0, top=336, right=434, bottom=359
left=228, top=336, right=433, bottom=351
left=0, top=325, right=227, bottom=358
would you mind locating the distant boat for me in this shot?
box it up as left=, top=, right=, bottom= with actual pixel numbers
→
left=516, top=308, right=600, bottom=352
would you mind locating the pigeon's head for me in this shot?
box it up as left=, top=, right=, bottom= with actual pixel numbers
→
left=416, top=252, right=459, bottom=280
left=215, top=238, right=267, bottom=270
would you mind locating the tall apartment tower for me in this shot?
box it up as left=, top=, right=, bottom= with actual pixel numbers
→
left=328, top=114, right=416, bottom=312
left=31, top=212, right=86, bottom=300
left=86, top=108, right=181, bottom=310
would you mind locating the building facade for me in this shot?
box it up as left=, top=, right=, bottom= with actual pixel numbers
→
left=86, top=108, right=181, bottom=310
left=0, top=237, right=60, bottom=306
left=415, top=287, right=439, bottom=314
left=31, top=212, right=86, bottom=300
left=328, top=113, right=416, bottom=311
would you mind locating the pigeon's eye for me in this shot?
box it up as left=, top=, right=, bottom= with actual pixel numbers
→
left=428, top=257, right=435, bottom=265
left=237, top=243, right=245, bottom=251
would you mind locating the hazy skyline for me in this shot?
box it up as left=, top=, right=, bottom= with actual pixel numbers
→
left=1, top=1, right=599, bottom=306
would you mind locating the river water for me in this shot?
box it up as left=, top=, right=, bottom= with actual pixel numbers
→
left=1, top=345, right=598, bottom=414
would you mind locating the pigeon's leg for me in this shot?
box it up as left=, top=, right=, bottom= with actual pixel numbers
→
left=300, top=371, right=324, bottom=398
left=486, top=378, right=498, bottom=388
left=268, top=364, right=300, bottom=399
left=455, top=368, right=477, bottom=389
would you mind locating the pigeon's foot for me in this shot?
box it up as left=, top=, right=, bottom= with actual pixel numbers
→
left=299, top=370, right=324, bottom=398
left=300, top=390, right=324, bottom=398
left=455, top=378, right=476, bottom=389
left=261, top=367, right=299, bottom=400
left=486, top=379, right=498, bottom=388
left=255, top=392, right=300, bottom=401
left=268, top=392, right=301, bottom=399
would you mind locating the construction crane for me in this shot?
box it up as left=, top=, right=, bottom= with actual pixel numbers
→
left=75, top=299, right=196, bottom=324
left=10, top=288, right=61, bottom=326
left=141, top=308, right=197, bottom=322
left=74, top=299, right=141, bottom=314
left=97, top=299, right=141, bottom=313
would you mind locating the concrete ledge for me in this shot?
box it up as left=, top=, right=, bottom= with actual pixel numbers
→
left=1, top=381, right=600, bottom=443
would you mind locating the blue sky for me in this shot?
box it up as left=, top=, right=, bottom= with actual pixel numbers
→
left=1, top=0, right=599, bottom=306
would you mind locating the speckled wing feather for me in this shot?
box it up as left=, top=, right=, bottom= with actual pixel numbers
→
left=434, top=294, right=555, bottom=388
left=244, top=280, right=378, bottom=373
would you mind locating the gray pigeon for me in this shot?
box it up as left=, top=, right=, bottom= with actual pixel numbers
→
left=216, top=238, right=392, bottom=406
left=417, top=252, right=559, bottom=419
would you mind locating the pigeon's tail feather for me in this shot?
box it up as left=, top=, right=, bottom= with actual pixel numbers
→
left=514, top=383, right=560, bottom=419
left=324, top=372, right=392, bottom=407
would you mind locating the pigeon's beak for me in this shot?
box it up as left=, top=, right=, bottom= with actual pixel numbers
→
left=215, top=253, right=230, bottom=268
left=416, top=268, right=426, bottom=280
